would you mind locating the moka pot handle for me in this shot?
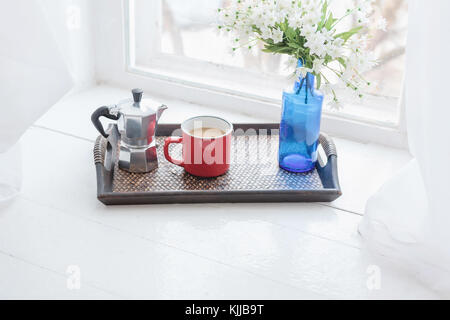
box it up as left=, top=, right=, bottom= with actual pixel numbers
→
left=91, top=106, right=120, bottom=138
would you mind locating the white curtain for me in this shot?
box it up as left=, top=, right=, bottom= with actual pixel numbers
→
left=360, top=0, right=450, bottom=295
left=0, top=0, right=73, bottom=202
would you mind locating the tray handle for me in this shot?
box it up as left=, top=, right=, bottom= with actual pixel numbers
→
left=94, top=135, right=107, bottom=165
left=319, top=133, right=337, bottom=159
left=317, top=133, right=340, bottom=191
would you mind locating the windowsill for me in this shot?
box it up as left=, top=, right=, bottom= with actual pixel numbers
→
left=98, top=65, right=408, bottom=148
left=0, top=84, right=434, bottom=299
left=131, top=59, right=401, bottom=125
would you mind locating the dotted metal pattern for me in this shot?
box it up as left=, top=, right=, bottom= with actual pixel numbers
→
left=110, top=135, right=324, bottom=193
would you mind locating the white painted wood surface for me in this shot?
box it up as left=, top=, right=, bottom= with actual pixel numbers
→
left=0, top=86, right=438, bottom=299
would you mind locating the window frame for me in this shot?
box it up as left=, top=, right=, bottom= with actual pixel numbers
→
left=94, top=0, right=408, bottom=148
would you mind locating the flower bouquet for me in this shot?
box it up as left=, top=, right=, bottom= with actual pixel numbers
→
left=218, top=0, right=385, bottom=172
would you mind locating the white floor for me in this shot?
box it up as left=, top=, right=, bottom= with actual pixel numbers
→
left=0, top=86, right=440, bottom=299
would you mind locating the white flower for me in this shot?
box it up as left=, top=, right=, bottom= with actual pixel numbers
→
left=312, top=59, right=324, bottom=74
left=300, top=23, right=317, bottom=38
left=272, top=28, right=284, bottom=44
left=288, top=13, right=303, bottom=30
left=304, top=32, right=327, bottom=57
left=260, top=26, right=272, bottom=40
left=328, top=99, right=343, bottom=111
left=321, top=83, right=333, bottom=95
left=285, top=56, right=298, bottom=70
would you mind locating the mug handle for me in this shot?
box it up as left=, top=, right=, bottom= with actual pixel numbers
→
left=164, top=137, right=185, bottom=167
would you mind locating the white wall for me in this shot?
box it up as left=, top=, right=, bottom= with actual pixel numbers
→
left=40, top=0, right=96, bottom=90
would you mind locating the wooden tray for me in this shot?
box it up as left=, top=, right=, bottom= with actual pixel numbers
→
left=94, top=124, right=342, bottom=205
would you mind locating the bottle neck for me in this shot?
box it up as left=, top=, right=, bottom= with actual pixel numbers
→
left=294, top=59, right=317, bottom=104
left=294, top=73, right=315, bottom=93
left=295, top=59, right=315, bottom=94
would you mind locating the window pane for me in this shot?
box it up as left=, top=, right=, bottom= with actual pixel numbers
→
left=132, top=0, right=408, bottom=125
left=160, top=0, right=291, bottom=75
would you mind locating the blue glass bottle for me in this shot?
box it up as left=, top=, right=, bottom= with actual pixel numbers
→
left=279, top=60, right=324, bottom=173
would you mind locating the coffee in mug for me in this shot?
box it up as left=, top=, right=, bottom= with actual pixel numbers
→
left=189, top=127, right=225, bottom=138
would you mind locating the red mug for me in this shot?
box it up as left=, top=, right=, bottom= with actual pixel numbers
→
left=164, top=116, right=233, bottom=178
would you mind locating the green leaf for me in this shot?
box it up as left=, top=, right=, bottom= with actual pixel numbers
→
left=263, top=44, right=295, bottom=55
left=274, top=47, right=295, bottom=54
left=287, top=42, right=302, bottom=49
left=316, top=74, right=322, bottom=89
left=284, top=27, right=297, bottom=41
left=318, top=0, right=330, bottom=29
left=324, top=13, right=337, bottom=31
left=337, top=57, right=347, bottom=67
left=321, top=1, right=328, bottom=23
left=334, top=26, right=363, bottom=42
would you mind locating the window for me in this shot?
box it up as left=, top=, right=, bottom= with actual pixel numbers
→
left=126, top=0, right=408, bottom=127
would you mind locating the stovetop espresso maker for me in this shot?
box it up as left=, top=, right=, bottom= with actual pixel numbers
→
left=91, top=89, right=168, bottom=173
